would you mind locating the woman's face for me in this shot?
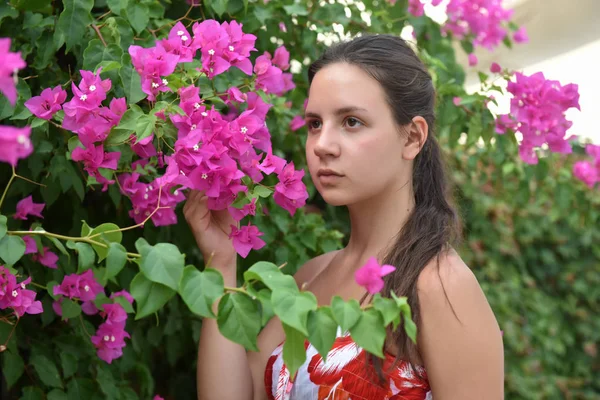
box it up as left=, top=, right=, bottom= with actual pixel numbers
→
left=305, top=62, right=416, bottom=207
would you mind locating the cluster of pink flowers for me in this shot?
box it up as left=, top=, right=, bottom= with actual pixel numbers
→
left=53, top=270, right=104, bottom=313
left=406, top=0, right=528, bottom=52
left=91, top=297, right=131, bottom=364
left=495, top=71, right=580, bottom=164
left=355, top=257, right=396, bottom=294
left=0, top=266, right=43, bottom=317
left=0, top=38, right=32, bottom=167
left=573, top=144, right=600, bottom=188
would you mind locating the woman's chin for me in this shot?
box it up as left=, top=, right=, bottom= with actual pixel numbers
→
left=318, top=191, right=351, bottom=207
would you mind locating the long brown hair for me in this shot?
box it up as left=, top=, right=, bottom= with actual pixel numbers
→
left=308, top=34, right=461, bottom=375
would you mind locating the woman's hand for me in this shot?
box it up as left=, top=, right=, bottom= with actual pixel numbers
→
left=183, top=190, right=237, bottom=269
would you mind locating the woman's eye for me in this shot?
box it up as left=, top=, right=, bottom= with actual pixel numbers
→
left=308, top=120, right=322, bottom=130
left=345, top=117, right=363, bottom=128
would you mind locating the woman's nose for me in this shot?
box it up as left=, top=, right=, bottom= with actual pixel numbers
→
left=313, top=124, right=341, bottom=158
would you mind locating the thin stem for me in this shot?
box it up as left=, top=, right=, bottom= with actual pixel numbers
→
left=15, top=174, right=46, bottom=188
left=29, top=282, right=47, bottom=290
left=86, top=187, right=166, bottom=239
left=149, top=4, right=195, bottom=34
left=224, top=286, right=247, bottom=294
left=96, top=10, right=112, bottom=20
left=92, top=24, right=107, bottom=47
left=2, top=316, right=19, bottom=347
left=0, top=167, right=16, bottom=210
left=79, top=315, right=92, bottom=338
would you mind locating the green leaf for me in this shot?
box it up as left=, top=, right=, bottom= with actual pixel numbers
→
left=281, top=323, right=307, bottom=378
left=0, top=235, right=26, bottom=266
left=210, top=0, right=228, bottom=17
left=251, top=185, right=272, bottom=198
left=20, top=387, right=44, bottom=400
left=10, top=0, right=51, bottom=12
left=140, top=242, right=184, bottom=291
left=257, top=288, right=274, bottom=326
left=56, top=0, right=93, bottom=53
left=331, top=296, right=361, bottom=332
left=2, top=349, right=24, bottom=389
left=272, top=290, right=317, bottom=336
left=373, top=294, right=399, bottom=326
left=135, top=114, right=157, bottom=142
left=112, top=295, right=134, bottom=313
left=349, top=309, right=386, bottom=358
left=0, top=215, right=6, bottom=240
left=126, top=2, right=149, bottom=34
left=307, top=307, right=337, bottom=362
left=96, top=364, right=119, bottom=399
left=107, top=0, right=128, bottom=15
left=61, top=299, right=82, bottom=320
left=217, top=293, right=260, bottom=351
left=104, top=243, right=127, bottom=281
left=391, top=293, right=417, bottom=343
left=179, top=266, right=224, bottom=318
left=31, top=354, right=63, bottom=388
left=119, top=54, right=146, bottom=104
left=243, top=261, right=298, bottom=292
left=130, top=272, right=176, bottom=319
left=47, top=390, right=68, bottom=400
left=48, top=236, right=69, bottom=256
left=82, top=40, right=123, bottom=71
left=66, top=378, right=96, bottom=400
left=88, top=223, right=122, bottom=261
left=60, top=352, right=78, bottom=379
left=74, top=242, right=95, bottom=272
left=283, top=4, right=309, bottom=15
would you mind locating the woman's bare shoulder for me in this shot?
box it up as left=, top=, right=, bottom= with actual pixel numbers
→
left=293, top=250, right=340, bottom=288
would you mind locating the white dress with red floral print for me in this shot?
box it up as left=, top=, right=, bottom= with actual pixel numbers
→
left=265, top=328, right=432, bottom=400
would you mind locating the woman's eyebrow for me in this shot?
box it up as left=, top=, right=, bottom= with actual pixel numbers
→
left=304, top=106, right=368, bottom=119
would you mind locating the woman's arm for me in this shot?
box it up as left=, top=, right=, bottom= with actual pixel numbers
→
left=417, top=252, right=504, bottom=399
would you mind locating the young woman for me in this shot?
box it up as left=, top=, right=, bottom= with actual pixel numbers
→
left=186, top=34, right=504, bottom=400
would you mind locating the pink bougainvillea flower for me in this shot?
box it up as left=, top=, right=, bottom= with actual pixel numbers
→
left=490, top=62, right=502, bottom=73
left=573, top=161, right=598, bottom=188
left=228, top=198, right=257, bottom=221
left=254, top=55, right=285, bottom=94
left=0, top=38, right=26, bottom=105
left=100, top=303, right=128, bottom=325
left=273, top=162, right=308, bottom=216
left=32, top=247, right=59, bottom=269
left=22, top=236, right=38, bottom=255
left=229, top=223, right=266, bottom=258
left=91, top=319, right=130, bottom=364
left=110, top=290, right=135, bottom=305
left=271, top=46, right=291, bottom=71
left=513, top=27, right=529, bottom=43
left=13, top=195, right=45, bottom=220
left=468, top=53, right=478, bottom=66
left=25, top=85, right=67, bottom=120
left=54, top=270, right=104, bottom=301
left=355, top=257, right=396, bottom=294
left=0, top=125, right=32, bottom=166
left=289, top=115, right=306, bottom=131
left=0, top=269, right=43, bottom=317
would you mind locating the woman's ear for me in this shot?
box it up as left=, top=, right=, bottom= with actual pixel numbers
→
left=402, top=116, right=429, bottom=160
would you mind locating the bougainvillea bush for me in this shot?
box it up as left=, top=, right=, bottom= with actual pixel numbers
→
left=0, top=0, right=598, bottom=399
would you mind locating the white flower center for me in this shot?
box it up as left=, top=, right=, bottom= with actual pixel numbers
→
left=110, top=336, right=116, bottom=342
left=17, top=135, right=27, bottom=144
left=174, top=190, right=179, bottom=196
left=201, top=173, right=208, bottom=179
left=240, top=126, right=248, bottom=134
left=151, top=82, right=159, bottom=88
left=89, top=85, right=96, bottom=92
left=80, top=94, right=87, bottom=101
left=84, top=285, right=90, bottom=292
left=104, top=335, right=110, bottom=341
left=177, top=30, right=184, bottom=36
left=144, top=193, right=149, bottom=200
left=194, top=102, right=201, bottom=109
left=208, top=49, right=215, bottom=55
left=21, top=283, right=26, bottom=289
left=12, top=290, right=18, bottom=297
left=181, top=35, right=188, bottom=42
left=148, top=185, right=153, bottom=190
left=162, top=79, right=168, bottom=85
left=134, top=209, right=140, bottom=214
left=193, top=144, right=199, bottom=151
left=229, top=45, right=234, bottom=51
left=201, top=112, right=208, bottom=117
left=190, top=124, right=197, bottom=130
left=180, top=170, right=185, bottom=176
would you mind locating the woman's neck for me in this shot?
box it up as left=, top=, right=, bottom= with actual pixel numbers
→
left=343, top=181, right=414, bottom=267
